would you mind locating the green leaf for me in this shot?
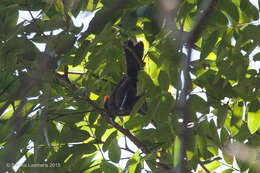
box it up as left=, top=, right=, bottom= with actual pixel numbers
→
left=205, top=160, right=220, bottom=171
left=129, top=96, right=146, bottom=117
left=221, top=169, right=233, bottom=173
left=102, top=130, right=117, bottom=152
left=124, top=114, right=147, bottom=130
left=207, top=10, right=228, bottom=26
left=189, top=94, right=209, bottom=114
left=128, top=162, right=141, bottom=173
left=248, top=99, right=260, bottom=112
left=231, top=102, right=243, bottom=128
left=101, top=160, right=119, bottom=173
left=158, top=70, right=169, bottom=91
left=120, top=12, right=137, bottom=30
left=0, top=103, right=13, bottom=120
left=216, top=105, right=228, bottom=128
left=240, top=0, right=259, bottom=20
left=145, top=93, right=162, bottom=121
left=248, top=109, right=260, bottom=134
left=108, top=139, right=121, bottom=163
left=86, top=0, right=94, bottom=11
left=72, top=153, right=96, bottom=171
left=74, top=40, right=90, bottom=66
left=144, top=160, right=160, bottom=172
left=72, top=143, right=97, bottom=155
left=95, top=123, right=107, bottom=140
left=124, top=158, right=138, bottom=172
left=241, top=25, right=260, bottom=41
left=224, top=113, right=239, bottom=136
left=58, top=126, right=90, bottom=143
left=88, top=112, right=99, bottom=125
left=234, top=123, right=251, bottom=142
left=153, top=93, right=173, bottom=126
left=177, top=1, right=194, bottom=21
left=209, top=120, right=221, bottom=146
left=253, top=52, right=260, bottom=61
left=220, top=128, right=229, bottom=145
left=219, top=0, right=239, bottom=22
left=200, top=30, right=219, bottom=60
left=1, top=1, right=259, bottom=172
left=196, top=135, right=210, bottom=159
left=173, top=136, right=181, bottom=169
left=237, top=159, right=250, bottom=172
left=135, top=129, right=157, bottom=142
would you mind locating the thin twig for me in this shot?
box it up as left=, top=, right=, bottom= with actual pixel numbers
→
left=0, top=79, right=17, bottom=97
left=120, top=147, right=135, bottom=154
left=199, top=160, right=211, bottom=173
left=47, top=110, right=96, bottom=121
left=157, top=0, right=217, bottom=172
left=55, top=72, right=151, bottom=154
left=25, top=1, right=47, bottom=37
left=219, top=161, right=241, bottom=172
left=124, top=136, right=135, bottom=154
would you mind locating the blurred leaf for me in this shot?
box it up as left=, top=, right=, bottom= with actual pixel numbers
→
left=102, top=130, right=117, bottom=152
left=196, top=135, right=211, bottom=159
left=101, top=160, right=119, bottom=173
left=207, top=10, right=228, bottom=26
left=0, top=103, right=13, bottom=120
left=216, top=105, right=228, bottom=128
left=200, top=30, right=219, bottom=60
left=240, top=0, right=259, bottom=20
left=224, top=112, right=239, bottom=136
left=173, top=136, right=181, bottom=169
left=221, top=169, right=233, bottom=173
left=253, top=52, right=260, bottom=61
left=231, top=102, right=243, bottom=128
left=189, top=94, right=209, bottom=114
left=71, top=154, right=96, bottom=171
left=248, top=109, right=260, bottom=134
left=158, top=70, right=169, bottom=91
left=120, top=12, right=137, bottom=30
left=205, top=160, right=220, bottom=171
left=220, top=127, right=229, bottom=145
left=124, top=114, right=147, bottom=130
left=58, top=125, right=90, bottom=143
left=108, top=139, right=121, bottom=163
left=209, top=120, right=221, bottom=147
left=219, top=0, right=239, bottom=22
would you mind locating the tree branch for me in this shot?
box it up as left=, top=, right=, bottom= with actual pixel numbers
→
left=55, top=72, right=151, bottom=154
left=185, top=0, right=217, bottom=45
left=156, top=0, right=217, bottom=172
left=2, top=52, right=57, bottom=172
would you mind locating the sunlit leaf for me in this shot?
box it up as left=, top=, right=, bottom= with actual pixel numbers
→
left=248, top=109, right=260, bottom=134
left=173, top=136, right=181, bottom=168
left=205, top=160, right=220, bottom=171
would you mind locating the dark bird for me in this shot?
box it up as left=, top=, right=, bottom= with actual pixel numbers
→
left=104, top=40, right=146, bottom=122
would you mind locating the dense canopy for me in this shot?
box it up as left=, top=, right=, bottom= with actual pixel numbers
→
left=0, top=0, right=260, bottom=172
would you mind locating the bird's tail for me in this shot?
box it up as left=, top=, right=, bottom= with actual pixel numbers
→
left=124, top=40, right=145, bottom=79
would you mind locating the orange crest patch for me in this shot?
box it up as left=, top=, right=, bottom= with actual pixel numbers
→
left=104, top=96, right=109, bottom=103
